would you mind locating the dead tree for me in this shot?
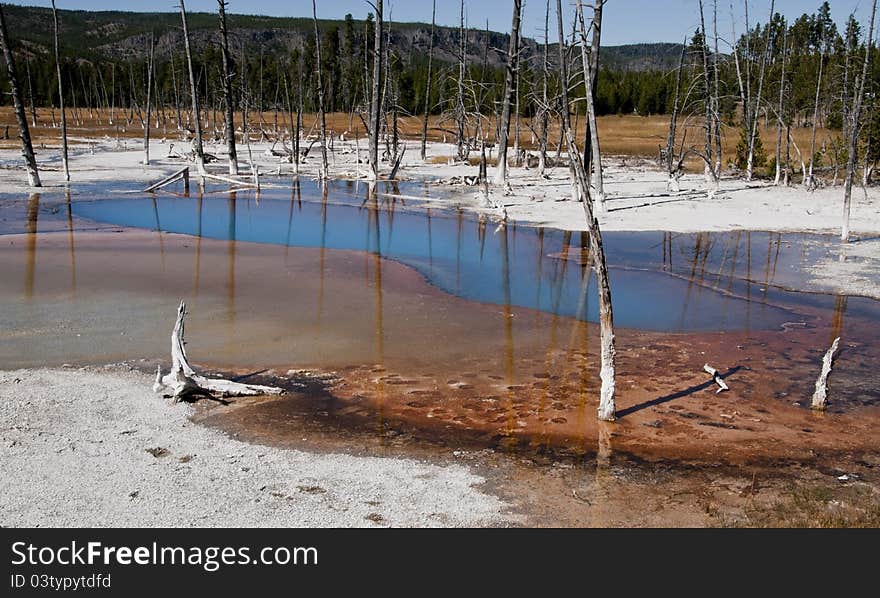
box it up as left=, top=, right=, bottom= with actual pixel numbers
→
left=143, top=33, right=154, bottom=165
left=218, top=1, right=238, bottom=175
left=494, top=0, right=523, bottom=187
left=25, top=56, right=36, bottom=127
left=0, top=4, right=40, bottom=187
left=420, top=0, right=436, bottom=161
left=368, top=0, right=384, bottom=180
left=842, top=0, right=877, bottom=242
left=806, top=24, right=826, bottom=188
left=712, top=0, right=722, bottom=175
left=698, top=0, right=719, bottom=195
left=153, top=302, right=283, bottom=401
left=455, top=0, right=468, bottom=162
left=537, top=0, right=551, bottom=175
left=577, top=0, right=604, bottom=204
left=665, top=42, right=687, bottom=191
left=774, top=27, right=788, bottom=186
left=312, top=0, right=329, bottom=179
left=295, top=59, right=304, bottom=174
left=746, top=0, right=774, bottom=181
left=556, top=0, right=616, bottom=421
left=169, top=46, right=182, bottom=131
left=50, top=1, right=69, bottom=181
left=811, top=337, right=840, bottom=410
left=576, top=0, right=605, bottom=206
left=180, top=0, right=205, bottom=174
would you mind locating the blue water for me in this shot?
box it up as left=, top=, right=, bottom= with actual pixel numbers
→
left=19, top=177, right=813, bottom=333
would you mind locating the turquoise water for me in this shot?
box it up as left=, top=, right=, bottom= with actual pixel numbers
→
left=3, top=178, right=866, bottom=332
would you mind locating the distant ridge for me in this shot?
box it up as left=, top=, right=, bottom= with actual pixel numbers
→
left=2, top=4, right=684, bottom=73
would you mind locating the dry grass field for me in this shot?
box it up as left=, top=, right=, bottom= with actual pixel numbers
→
left=0, top=106, right=839, bottom=175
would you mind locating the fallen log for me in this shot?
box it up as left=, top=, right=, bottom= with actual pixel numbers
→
left=153, top=301, right=284, bottom=402
left=703, top=364, right=729, bottom=394
left=811, top=337, right=840, bottom=411
left=144, top=166, right=189, bottom=193
left=202, top=172, right=259, bottom=188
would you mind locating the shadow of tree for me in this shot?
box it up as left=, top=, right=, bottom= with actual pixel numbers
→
left=616, top=366, right=743, bottom=419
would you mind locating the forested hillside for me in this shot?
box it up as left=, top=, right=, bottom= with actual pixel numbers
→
left=0, top=4, right=682, bottom=119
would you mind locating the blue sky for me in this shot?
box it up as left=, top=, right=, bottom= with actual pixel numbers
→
left=4, top=1, right=874, bottom=46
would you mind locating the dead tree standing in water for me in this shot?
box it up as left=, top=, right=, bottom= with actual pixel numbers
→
left=556, top=0, right=616, bottom=421
left=368, top=0, right=384, bottom=180
left=842, top=0, right=877, bottom=242
left=0, top=4, right=40, bottom=187
left=180, top=0, right=205, bottom=174
left=218, top=1, right=238, bottom=175
left=51, top=1, right=69, bottom=181
left=420, top=0, right=436, bottom=162
left=494, top=0, right=523, bottom=187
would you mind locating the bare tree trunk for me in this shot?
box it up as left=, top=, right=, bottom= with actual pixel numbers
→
left=774, top=29, right=788, bottom=186
left=843, top=0, right=877, bottom=242
left=842, top=23, right=857, bottom=150
left=295, top=62, right=303, bottom=175
left=312, top=0, right=329, bottom=179
left=576, top=0, right=604, bottom=206
left=538, top=0, right=550, bottom=176
left=494, top=0, right=523, bottom=186
left=746, top=0, right=774, bottom=182
left=807, top=48, right=825, bottom=188
left=731, top=5, right=748, bottom=132
left=811, top=337, right=840, bottom=410
left=51, top=0, right=69, bottom=181
left=25, top=56, right=36, bottom=127
left=143, top=33, right=153, bottom=165
left=368, top=0, right=384, bottom=180
left=455, top=0, right=468, bottom=162
left=555, top=0, right=616, bottom=422
left=420, top=0, right=436, bottom=161
left=169, top=47, right=182, bottom=131
left=180, top=0, right=205, bottom=174
left=666, top=42, right=687, bottom=191
left=218, top=1, right=238, bottom=175
left=513, top=36, right=521, bottom=167
left=712, top=0, right=722, bottom=175
left=110, top=62, right=116, bottom=126
left=0, top=4, right=40, bottom=187
left=581, top=0, right=604, bottom=202
left=698, top=0, right=718, bottom=194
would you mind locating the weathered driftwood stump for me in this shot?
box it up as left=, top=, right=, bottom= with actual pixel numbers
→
left=703, top=364, right=729, bottom=394
left=811, top=337, right=841, bottom=411
left=153, top=301, right=283, bottom=402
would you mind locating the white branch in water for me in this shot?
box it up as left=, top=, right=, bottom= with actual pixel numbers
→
left=811, top=337, right=841, bottom=411
left=153, top=301, right=284, bottom=402
left=703, top=364, right=729, bottom=394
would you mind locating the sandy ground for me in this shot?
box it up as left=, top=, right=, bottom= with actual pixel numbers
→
left=2, top=135, right=878, bottom=236
left=0, top=366, right=508, bottom=527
